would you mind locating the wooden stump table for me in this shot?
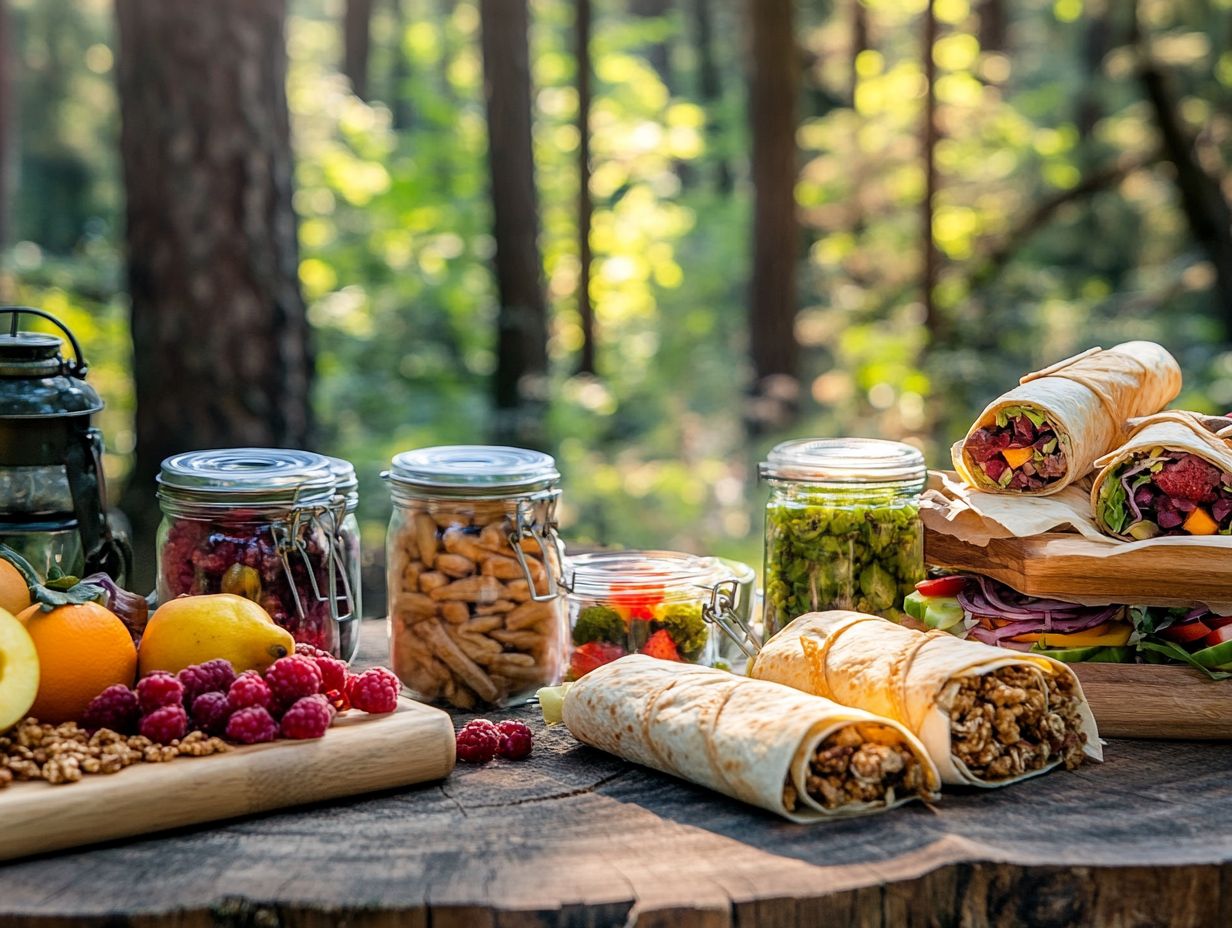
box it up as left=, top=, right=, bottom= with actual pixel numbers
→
left=1, top=619, right=1230, bottom=927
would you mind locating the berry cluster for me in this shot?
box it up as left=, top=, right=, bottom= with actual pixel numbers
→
left=455, top=719, right=534, bottom=764
left=80, top=650, right=401, bottom=747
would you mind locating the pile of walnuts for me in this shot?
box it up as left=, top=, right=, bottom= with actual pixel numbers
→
left=0, top=718, right=228, bottom=787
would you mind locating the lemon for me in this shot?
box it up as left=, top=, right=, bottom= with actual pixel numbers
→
left=139, top=594, right=295, bottom=677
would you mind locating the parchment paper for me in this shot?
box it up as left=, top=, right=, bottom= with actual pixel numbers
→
left=920, top=471, right=1110, bottom=545
left=921, top=469, right=1232, bottom=611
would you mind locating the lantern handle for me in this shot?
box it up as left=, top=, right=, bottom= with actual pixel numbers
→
left=0, top=306, right=89, bottom=377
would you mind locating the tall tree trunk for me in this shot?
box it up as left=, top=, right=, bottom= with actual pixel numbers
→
left=479, top=0, right=549, bottom=447
left=976, top=0, right=1007, bottom=54
left=0, top=0, right=11, bottom=252
left=689, top=0, right=731, bottom=192
left=921, top=0, right=940, bottom=336
left=849, top=0, right=869, bottom=103
left=576, top=0, right=596, bottom=376
left=389, top=0, right=413, bottom=130
left=630, top=0, right=674, bottom=93
left=745, top=0, right=799, bottom=433
left=114, top=0, right=312, bottom=590
left=343, top=0, right=374, bottom=101
left=1139, top=56, right=1232, bottom=330
left=1076, top=0, right=1111, bottom=136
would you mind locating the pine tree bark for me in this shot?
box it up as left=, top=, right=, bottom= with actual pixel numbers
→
left=0, top=0, right=11, bottom=251
left=746, top=0, right=799, bottom=432
left=576, top=0, right=596, bottom=376
left=343, top=0, right=375, bottom=101
left=114, top=0, right=312, bottom=588
left=479, top=0, right=549, bottom=446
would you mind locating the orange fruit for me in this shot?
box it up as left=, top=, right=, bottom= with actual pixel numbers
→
left=0, top=557, right=32, bottom=617
left=18, top=602, right=137, bottom=724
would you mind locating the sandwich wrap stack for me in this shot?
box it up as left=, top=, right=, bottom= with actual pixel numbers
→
left=953, top=342, right=1181, bottom=496
left=748, top=611, right=1101, bottom=787
left=562, top=655, right=940, bottom=821
left=1092, top=410, right=1232, bottom=540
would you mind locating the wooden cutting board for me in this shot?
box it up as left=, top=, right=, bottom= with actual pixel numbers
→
left=0, top=697, right=455, bottom=862
left=925, top=527, right=1232, bottom=608
left=1072, top=663, right=1232, bottom=740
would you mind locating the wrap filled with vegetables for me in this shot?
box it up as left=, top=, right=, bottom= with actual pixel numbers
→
left=902, top=574, right=1133, bottom=663
left=953, top=342, right=1181, bottom=496
left=561, top=655, right=940, bottom=821
left=749, top=611, right=1102, bottom=786
left=1092, top=411, right=1232, bottom=540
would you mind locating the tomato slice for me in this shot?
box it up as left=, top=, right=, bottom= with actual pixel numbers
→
left=1202, top=625, right=1232, bottom=648
left=915, top=576, right=967, bottom=597
left=1160, top=620, right=1211, bottom=645
left=1207, top=615, right=1232, bottom=629
left=608, top=582, right=663, bottom=621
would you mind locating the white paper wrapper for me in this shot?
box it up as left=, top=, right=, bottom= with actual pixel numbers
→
left=921, top=471, right=1110, bottom=545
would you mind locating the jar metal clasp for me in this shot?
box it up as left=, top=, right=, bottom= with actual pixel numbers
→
left=702, top=578, right=762, bottom=659
left=508, top=489, right=565, bottom=603
left=274, top=488, right=349, bottom=623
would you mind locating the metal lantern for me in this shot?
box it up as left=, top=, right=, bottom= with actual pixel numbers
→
left=0, top=306, right=130, bottom=583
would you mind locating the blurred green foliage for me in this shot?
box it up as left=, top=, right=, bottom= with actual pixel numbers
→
left=3, top=0, right=1232, bottom=604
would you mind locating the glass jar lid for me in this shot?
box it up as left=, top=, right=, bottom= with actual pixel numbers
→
left=759, top=437, right=926, bottom=486
left=324, top=455, right=359, bottom=511
left=565, top=549, right=737, bottom=600
left=157, top=448, right=336, bottom=509
left=386, top=445, right=560, bottom=497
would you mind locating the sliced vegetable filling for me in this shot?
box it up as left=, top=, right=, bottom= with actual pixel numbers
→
left=1098, top=451, right=1232, bottom=538
left=782, top=723, right=930, bottom=812
left=903, top=575, right=1134, bottom=661
left=964, top=405, right=1067, bottom=491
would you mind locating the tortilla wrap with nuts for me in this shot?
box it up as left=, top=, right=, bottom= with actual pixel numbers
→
left=1092, top=410, right=1232, bottom=540
left=562, top=655, right=940, bottom=822
left=952, top=342, right=1181, bottom=496
left=748, top=611, right=1101, bottom=787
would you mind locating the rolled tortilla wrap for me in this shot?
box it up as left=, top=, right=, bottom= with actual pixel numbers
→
left=748, top=611, right=1101, bottom=787
left=1092, top=410, right=1232, bottom=539
left=953, top=341, right=1181, bottom=496
left=562, top=655, right=940, bottom=821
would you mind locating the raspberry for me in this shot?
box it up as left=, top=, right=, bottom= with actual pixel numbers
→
left=264, top=655, right=323, bottom=708
left=279, top=694, right=335, bottom=740
left=496, top=720, right=533, bottom=760
left=309, top=652, right=348, bottom=693
left=225, top=706, right=278, bottom=744
left=456, top=724, right=498, bottom=763
left=347, top=667, right=400, bottom=714
left=569, top=641, right=625, bottom=678
left=463, top=718, right=499, bottom=735
left=295, top=642, right=331, bottom=659
left=82, top=685, right=140, bottom=734
left=191, top=691, right=231, bottom=735
left=140, top=704, right=188, bottom=744
left=178, top=659, right=237, bottom=707
left=640, top=629, right=681, bottom=662
left=136, top=671, right=185, bottom=714
left=226, top=671, right=272, bottom=714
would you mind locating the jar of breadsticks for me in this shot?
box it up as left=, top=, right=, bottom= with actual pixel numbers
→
left=383, top=446, right=568, bottom=709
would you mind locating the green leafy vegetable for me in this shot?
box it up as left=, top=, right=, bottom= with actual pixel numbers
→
left=572, top=604, right=627, bottom=646
left=653, top=601, right=709, bottom=659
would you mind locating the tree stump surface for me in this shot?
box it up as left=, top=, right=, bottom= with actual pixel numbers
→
left=2, top=619, right=1230, bottom=927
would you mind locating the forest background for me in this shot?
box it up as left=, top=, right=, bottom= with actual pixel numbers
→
left=4, top=0, right=1232, bottom=608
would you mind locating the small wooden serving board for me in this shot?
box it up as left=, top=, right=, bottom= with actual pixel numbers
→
left=925, top=527, right=1232, bottom=608
left=0, top=697, right=455, bottom=862
left=1072, top=663, right=1232, bottom=740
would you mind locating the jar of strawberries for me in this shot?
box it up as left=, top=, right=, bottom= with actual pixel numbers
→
left=156, top=448, right=355, bottom=658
